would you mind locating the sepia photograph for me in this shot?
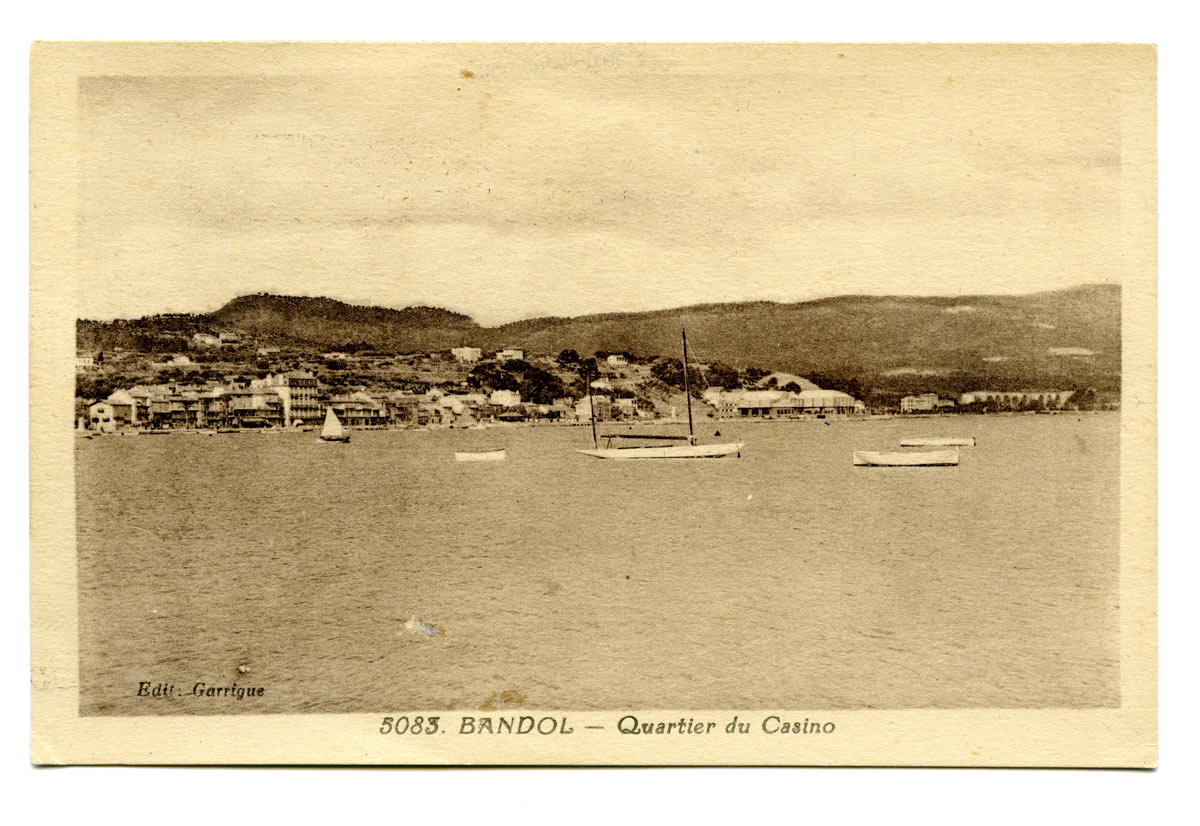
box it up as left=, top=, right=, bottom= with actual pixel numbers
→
left=30, top=41, right=1156, bottom=766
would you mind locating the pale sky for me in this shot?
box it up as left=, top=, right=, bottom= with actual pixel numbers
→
left=75, top=45, right=1134, bottom=325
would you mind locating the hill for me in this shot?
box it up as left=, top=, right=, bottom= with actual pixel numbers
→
left=77, top=285, right=1121, bottom=397
left=211, top=294, right=480, bottom=351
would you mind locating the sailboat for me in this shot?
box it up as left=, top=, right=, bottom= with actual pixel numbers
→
left=318, top=407, right=350, bottom=443
left=576, top=329, right=744, bottom=460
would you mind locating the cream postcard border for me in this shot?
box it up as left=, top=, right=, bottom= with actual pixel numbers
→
left=30, top=42, right=1156, bottom=766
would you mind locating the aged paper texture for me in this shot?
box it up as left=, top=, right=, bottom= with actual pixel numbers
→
left=31, top=42, right=1156, bottom=765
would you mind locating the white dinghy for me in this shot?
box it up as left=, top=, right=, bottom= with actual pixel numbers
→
left=454, top=448, right=507, bottom=462
left=853, top=448, right=959, bottom=467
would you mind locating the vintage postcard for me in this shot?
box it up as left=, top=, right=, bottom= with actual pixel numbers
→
left=30, top=42, right=1156, bottom=765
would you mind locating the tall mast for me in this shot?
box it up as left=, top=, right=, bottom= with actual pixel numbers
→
left=586, top=362, right=598, bottom=448
left=681, top=329, right=695, bottom=445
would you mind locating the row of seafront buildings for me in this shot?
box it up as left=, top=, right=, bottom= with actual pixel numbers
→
left=82, top=369, right=679, bottom=433
left=81, top=371, right=562, bottom=433
left=82, top=372, right=871, bottom=433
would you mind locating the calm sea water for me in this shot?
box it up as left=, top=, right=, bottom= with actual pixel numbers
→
left=76, top=413, right=1119, bottom=714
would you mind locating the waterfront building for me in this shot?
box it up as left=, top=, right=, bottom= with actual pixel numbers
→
left=105, top=389, right=139, bottom=426
left=901, top=393, right=939, bottom=413
left=489, top=389, right=522, bottom=408
left=168, top=391, right=204, bottom=429
left=251, top=371, right=320, bottom=426
left=227, top=387, right=284, bottom=428
left=793, top=389, right=863, bottom=415
left=377, top=391, right=423, bottom=426
left=201, top=389, right=229, bottom=428
left=613, top=397, right=637, bottom=419
left=551, top=398, right=577, bottom=420
left=87, top=402, right=117, bottom=433
left=330, top=392, right=386, bottom=428
left=715, top=388, right=861, bottom=418
left=575, top=395, right=611, bottom=422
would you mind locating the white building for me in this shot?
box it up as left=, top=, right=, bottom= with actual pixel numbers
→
left=606, top=354, right=627, bottom=367
left=87, top=402, right=117, bottom=433
left=900, top=393, right=939, bottom=413
left=714, top=388, right=862, bottom=418
left=489, top=390, right=522, bottom=408
left=575, top=395, right=611, bottom=422
left=250, top=371, right=321, bottom=426
left=451, top=347, right=482, bottom=364
left=496, top=348, right=524, bottom=362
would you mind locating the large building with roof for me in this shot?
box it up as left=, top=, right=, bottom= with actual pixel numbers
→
left=714, top=388, right=863, bottom=418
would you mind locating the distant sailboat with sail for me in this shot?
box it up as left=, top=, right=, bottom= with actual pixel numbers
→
left=319, top=407, right=350, bottom=443
left=576, top=329, right=744, bottom=460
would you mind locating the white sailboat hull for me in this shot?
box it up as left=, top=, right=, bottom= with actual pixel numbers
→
left=899, top=437, right=976, bottom=447
left=853, top=448, right=959, bottom=466
left=577, top=442, right=744, bottom=460
left=455, top=448, right=506, bottom=462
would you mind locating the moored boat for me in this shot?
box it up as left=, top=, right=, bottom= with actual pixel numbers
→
left=454, top=448, right=506, bottom=462
left=576, top=329, right=744, bottom=460
left=577, top=436, right=743, bottom=460
left=898, top=437, right=976, bottom=447
left=853, top=448, right=959, bottom=467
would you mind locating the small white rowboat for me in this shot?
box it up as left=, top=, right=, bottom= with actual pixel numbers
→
left=853, top=448, right=959, bottom=467
left=899, top=437, right=976, bottom=447
left=454, top=448, right=507, bottom=462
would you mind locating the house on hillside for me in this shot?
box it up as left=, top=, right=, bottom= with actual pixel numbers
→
left=451, top=346, right=482, bottom=364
